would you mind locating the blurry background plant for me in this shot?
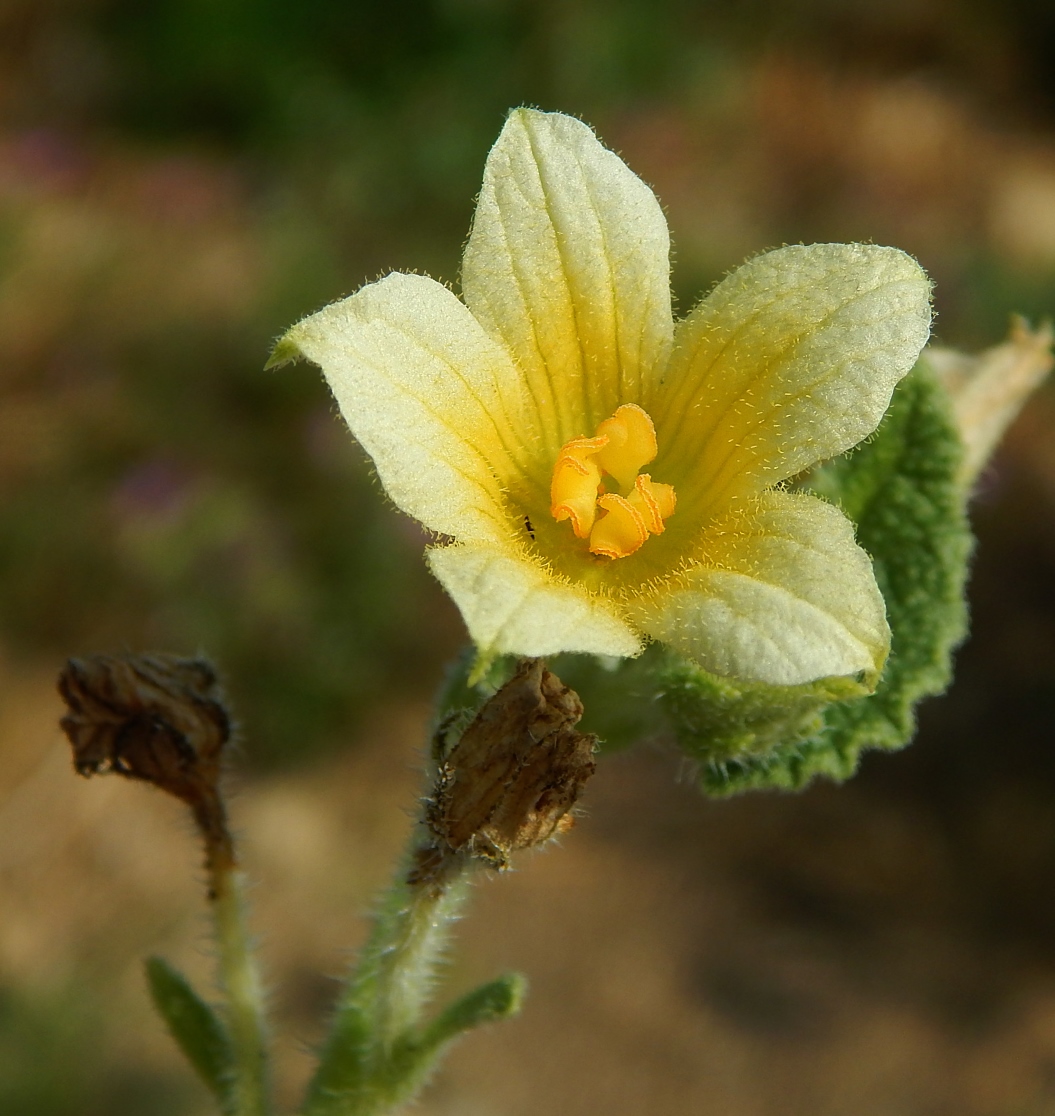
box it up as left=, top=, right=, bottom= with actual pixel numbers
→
left=4, top=1, right=1055, bottom=1114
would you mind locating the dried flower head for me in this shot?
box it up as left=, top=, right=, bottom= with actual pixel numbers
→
left=59, top=654, right=233, bottom=866
left=418, top=658, right=596, bottom=876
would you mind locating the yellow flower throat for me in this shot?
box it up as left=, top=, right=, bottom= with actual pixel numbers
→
left=549, top=404, right=676, bottom=559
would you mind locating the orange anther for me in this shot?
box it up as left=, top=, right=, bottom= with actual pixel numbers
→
left=550, top=407, right=674, bottom=558
left=589, top=494, right=649, bottom=559
left=593, top=404, right=658, bottom=489
left=550, top=435, right=608, bottom=538
left=628, top=474, right=676, bottom=534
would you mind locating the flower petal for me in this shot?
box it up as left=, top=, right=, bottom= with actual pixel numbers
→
left=655, top=244, right=931, bottom=519
left=462, top=108, right=673, bottom=454
left=635, top=490, right=889, bottom=686
left=428, top=541, right=643, bottom=658
left=272, top=272, right=531, bottom=543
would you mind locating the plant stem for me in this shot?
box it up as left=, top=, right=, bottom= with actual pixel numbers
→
left=200, top=797, right=273, bottom=1116
left=303, top=658, right=592, bottom=1116
left=303, top=826, right=473, bottom=1116
left=364, top=845, right=471, bottom=1050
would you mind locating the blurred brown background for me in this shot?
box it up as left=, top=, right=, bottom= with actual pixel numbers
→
left=2, top=0, right=1055, bottom=1112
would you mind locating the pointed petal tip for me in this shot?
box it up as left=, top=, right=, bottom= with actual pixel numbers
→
left=264, top=335, right=303, bottom=371
left=504, top=105, right=585, bottom=131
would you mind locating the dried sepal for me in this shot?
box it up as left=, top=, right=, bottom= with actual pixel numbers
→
left=926, top=316, right=1054, bottom=486
left=418, top=658, right=596, bottom=876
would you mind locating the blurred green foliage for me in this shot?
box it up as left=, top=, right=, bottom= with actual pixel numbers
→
left=0, top=0, right=758, bottom=769
left=92, top=0, right=747, bottom=288
left=0, top=316, right=447, bottom=765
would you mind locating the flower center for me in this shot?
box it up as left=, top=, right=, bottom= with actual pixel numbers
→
left=549, top=404, right=676, bottom=559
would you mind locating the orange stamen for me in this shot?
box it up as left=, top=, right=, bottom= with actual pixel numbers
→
left=589, top=494, right=649, bottom=559
left=550, top=435, right=608, bottom=538
left=628, top=474, right=676, bottom=535
left=549, top=407, right=675, bottom=558
left=593, top=404, right=658, bottom=489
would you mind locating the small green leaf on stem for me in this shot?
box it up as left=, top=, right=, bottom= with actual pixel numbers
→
left=417, top=972, right=527, bottom=1054
left=306, top=661, right=588, bottom=1116
left=377, top=974, right=527, bottom=1116
left=146, top=956, right=236, bottom=1113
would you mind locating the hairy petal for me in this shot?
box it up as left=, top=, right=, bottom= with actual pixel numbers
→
left=462, top=108, right=673, bottom=454
left=428, top=542, right=643, bottom=658
left=655, top=244, right=931, bottom=521
left=636, top=491, right=889, bottom=686
left=271, top=273, right=531, bottom=542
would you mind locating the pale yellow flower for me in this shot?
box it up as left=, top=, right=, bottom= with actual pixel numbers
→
left=269, top=109, right=932, bottom=687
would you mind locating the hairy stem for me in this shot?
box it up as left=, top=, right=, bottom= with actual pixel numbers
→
left=303, top=658, right=592, bottom=1115
left=200, top=798, right=273, bottom=1116
left=364, top=848, right=471, bottom=1050
left=303, top=826, right=472, bottom=1116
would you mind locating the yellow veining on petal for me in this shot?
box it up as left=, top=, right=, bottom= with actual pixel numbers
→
left=280, top=108, right=935, bottom=682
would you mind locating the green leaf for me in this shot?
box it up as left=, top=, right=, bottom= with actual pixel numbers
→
left=145, top=956, right=235, bottom=1112
left=657, top=657, right=867, bottom=780
left=662, top=362, right=972, bottom=795
left=304, top=976, right=525, bottom=1116
left=416, top=972, right=526, bottom=1054
left=380, top=974, right=527, bottom=1110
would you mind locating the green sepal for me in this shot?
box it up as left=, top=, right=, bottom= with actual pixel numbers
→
left=679, top=361, right=971, bottom=795
left=263, top=335, right=302, bottom=370
left=145, top=956, right=236, bottom=1113
left=657, top=655, right=867, bottom=783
